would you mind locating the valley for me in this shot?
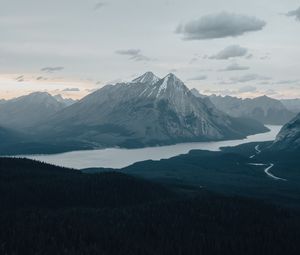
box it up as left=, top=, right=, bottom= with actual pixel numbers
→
left=2, top=1, right=300, bottom=254
left=20, top=125, right=280, bottom=169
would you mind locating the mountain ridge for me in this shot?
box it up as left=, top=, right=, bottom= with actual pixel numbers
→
left=0, top=92, right=67, bottom=129
left=34, top=72, right=268, bottom=149
left=191, top=89, right=296, bottom=125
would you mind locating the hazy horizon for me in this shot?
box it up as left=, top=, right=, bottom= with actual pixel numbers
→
left=1, top=0, right=300, bottom=100
left=1, top=71, right=300, bottom=101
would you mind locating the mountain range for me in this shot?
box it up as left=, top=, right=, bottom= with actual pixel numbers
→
left=32, top=72, right=267, bottom=149
left=0, top=92, right=76, bottom=130
left=6, top=72, right=300, bottom=153
left=191, top=89, right=296, bottom=125
left=281, top=99, right=300, bottom=113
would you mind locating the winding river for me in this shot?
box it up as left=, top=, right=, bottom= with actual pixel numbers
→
left=22, top=125, right=281, bottom=169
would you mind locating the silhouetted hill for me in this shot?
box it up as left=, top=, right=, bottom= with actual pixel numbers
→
left=0, top=158, right=173, bottom=210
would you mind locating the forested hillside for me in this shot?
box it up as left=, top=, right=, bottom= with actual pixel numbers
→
left=1, top=158, right=300, bottom=255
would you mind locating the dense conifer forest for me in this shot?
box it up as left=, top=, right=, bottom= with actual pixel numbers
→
left=1, top=158, right=300, bottom=255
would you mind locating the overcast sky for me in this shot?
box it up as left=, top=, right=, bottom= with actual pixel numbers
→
left=0, top=0, right=300, bottom=99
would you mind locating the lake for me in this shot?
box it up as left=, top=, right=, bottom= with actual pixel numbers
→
left=22, top=125, right=281, bottom=169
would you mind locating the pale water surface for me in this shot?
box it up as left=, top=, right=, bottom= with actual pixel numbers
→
left=22, top=125, right=281, bottom=169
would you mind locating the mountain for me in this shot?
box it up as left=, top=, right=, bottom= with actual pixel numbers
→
left=271, top=113, right=300, bottom=150
left=0, top=126, right=31, bottom=155
left=0, top=126, right=22, bottom=144
left=281, top=99, right=300, bottom=114
left=190, top=88, right=206, bottom=98
left=54, top=94, right=77, bottom=107
left=36, top=72, right=267, bottom=148
left=131, top=71, right=160, bottom=85
left=192, top=90, right=296, bottom=125
left=0, top=92, right=66, bottom=129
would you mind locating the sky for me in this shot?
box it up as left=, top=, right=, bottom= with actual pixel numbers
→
left=0, top=0, right=300, bottom=100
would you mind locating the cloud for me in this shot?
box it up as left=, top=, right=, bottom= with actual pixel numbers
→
left=63, top=88, right=80, bottom=92
left=94, top=2, right=107, bottom=11
left=210, top=45, right=248, bottom=60
left=41, top=67, right=64, bottom=73
left=219, top=63, right=250, bottom=71
left=189, top=57, right=198, bottom=64
left=276, top=79, right=299, bottom=85
left=259, top=81, right=271, bottom=85
left=115, top=49, right=151, bottom=62
left=264, top=89, right=278, bottom=96
left=230, top=74, right=271, bottom=83
left=15, top=75, right=24, bottom=82
left=246, top=54, right=253, bottom=59
left=85, top=88, right=99, bottom=93
left=204, top=89, right=238, bottom=96
left=188, top=75, right=207, bottom=81
left=238, top=85, right=257, bottom=93
left=260, top=53, right=271, bottom=60
left=36, top=76, right=48, bottom=81
left=286, top=7, right=300, bottom=21
left=176, top=12, right=266, bottom=40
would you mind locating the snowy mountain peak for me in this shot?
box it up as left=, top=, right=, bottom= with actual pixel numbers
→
left=132, top=72, right=160, bottom=85
left=164, top=73, right=181, bottom=82
left=158, top=73, right=186, bottom=90
left=54, top=94, right=64, bottom=101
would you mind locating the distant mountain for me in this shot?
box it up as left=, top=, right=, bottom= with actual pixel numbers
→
left=54, top=94, right=77, bottom=107
left=192, top=90, right=295, bottom=125
left=281, top=99, right=300, bottom=114
left=0, top=126, right=22, bottom=144
left=0, top=92, right=66, bottom=129
left=190, top=88, right=206, bottom=98
left=36, top=72, right=267, bottom=148
left=271, top=113, right=300, bottom=151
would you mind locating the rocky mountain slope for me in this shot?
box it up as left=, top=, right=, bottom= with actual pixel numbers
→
left=271, top=113, right=300, bottom=150
left=281, top=99, right=300, bottom=114
left=0, top=92, right=67, bottom=129
left=54, top=94, right=77, bottom=107
left=36, top=72, right=267, bottom=148
left=191, top=89, right=295, bottom=125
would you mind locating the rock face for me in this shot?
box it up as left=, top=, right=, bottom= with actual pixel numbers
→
left=36, top=72, right=268, bottom=148
left=0, top=92, right=66, bottom=129
left=192, top=89, right=295, bottom=125
left=271, top=113, right=300, bottom=151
